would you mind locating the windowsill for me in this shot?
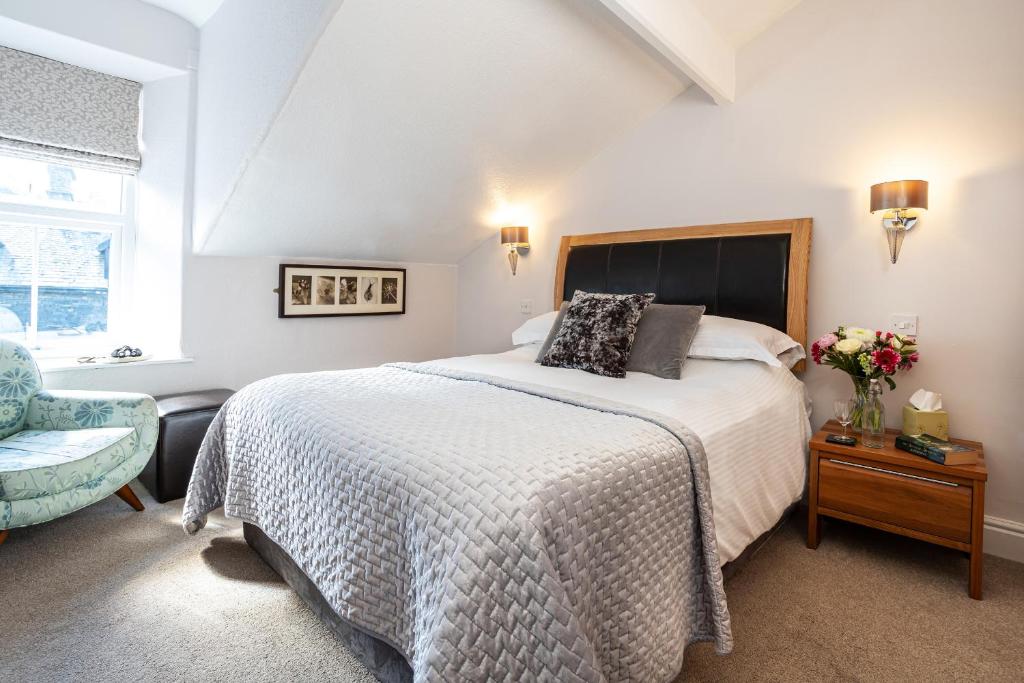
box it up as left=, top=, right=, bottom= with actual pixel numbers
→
left=37, top=355, right=194, bottom=374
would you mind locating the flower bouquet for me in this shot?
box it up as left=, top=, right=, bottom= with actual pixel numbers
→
left=812, top=326, right=919, bottom=444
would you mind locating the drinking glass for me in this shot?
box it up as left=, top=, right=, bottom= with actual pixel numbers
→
left=833, top=399, right=855, bottom=439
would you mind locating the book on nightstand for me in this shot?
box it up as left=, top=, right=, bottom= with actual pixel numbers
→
left=895, top=433, right=979, bottom=466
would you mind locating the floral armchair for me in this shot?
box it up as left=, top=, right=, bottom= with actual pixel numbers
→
left=0, top=340, right=158, bottom=545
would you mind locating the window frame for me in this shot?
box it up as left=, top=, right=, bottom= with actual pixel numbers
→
left=0, top=173, right=136, bottom=358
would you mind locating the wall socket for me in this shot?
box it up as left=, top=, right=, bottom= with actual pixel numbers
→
left=520, top=299, right=533, bottom=315
left=891, top=314, right=918, bottom=336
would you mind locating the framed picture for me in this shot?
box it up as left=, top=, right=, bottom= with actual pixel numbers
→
left=278, top=264, right=406, bottom=318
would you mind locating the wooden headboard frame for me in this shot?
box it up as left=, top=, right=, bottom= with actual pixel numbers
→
left=553, top=218, right=813, bottom=371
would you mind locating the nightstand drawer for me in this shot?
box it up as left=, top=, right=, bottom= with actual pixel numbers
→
left=818, top=458, right=972, bottom=542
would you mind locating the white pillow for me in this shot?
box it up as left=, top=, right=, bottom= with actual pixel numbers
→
left=776, top=345, right=807, bottom=369
left=688, top=315, right=803, bottom=368
left=511, top=309, right=559, bottom=346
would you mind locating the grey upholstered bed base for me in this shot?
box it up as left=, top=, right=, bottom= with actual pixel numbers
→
left=242, top=503, right=796, bottom=683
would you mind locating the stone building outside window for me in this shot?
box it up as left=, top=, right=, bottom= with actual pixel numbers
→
left=0, top=154, right=134, bottom=357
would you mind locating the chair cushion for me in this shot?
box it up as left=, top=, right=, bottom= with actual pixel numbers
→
left=0, top=428, right=134, bottom=501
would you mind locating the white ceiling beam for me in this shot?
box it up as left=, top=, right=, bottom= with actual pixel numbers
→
left=594, top=0, right=735, bottom=104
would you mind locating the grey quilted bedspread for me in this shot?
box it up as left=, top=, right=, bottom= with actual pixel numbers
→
left=182, top=362, right=732, bottom=682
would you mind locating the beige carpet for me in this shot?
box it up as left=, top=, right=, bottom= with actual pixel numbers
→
left=2, top=484, right=1022, bottom=682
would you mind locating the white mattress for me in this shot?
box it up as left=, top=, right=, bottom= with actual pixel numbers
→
left=432, top=345, right=812, bottom=564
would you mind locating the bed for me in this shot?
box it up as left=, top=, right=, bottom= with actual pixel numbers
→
left=184, top=218, right=812, bottom=683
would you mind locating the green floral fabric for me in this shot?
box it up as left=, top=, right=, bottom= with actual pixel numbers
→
left=0, top=340, right=42, bottom=439
left=0, top=428, right=134, bottom=501
left=1, top=442, right=154, bottom=530
left=0, top=339, right=158, bottom=530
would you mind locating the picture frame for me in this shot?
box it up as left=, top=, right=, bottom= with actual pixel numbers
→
left=278, top=264, right=406, bottom=318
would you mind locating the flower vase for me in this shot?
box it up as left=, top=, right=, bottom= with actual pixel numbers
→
left=850, top=378, right=869, bottom=429
left=858, top=378, right=886, bottom=448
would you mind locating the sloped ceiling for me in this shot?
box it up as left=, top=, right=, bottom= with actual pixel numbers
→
left=196, top=0, right=800, bottom=263
left=197, top=0, right=684, bottom=262
left=692, top=0, right=801, bottom=47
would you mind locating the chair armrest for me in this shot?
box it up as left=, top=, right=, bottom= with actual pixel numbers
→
left=25, top=390, right=159, bottom=455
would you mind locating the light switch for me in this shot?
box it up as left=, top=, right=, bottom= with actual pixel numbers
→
left=520, top=299, right=533, bottom=315
left=891, top=314, right=918, bottom=336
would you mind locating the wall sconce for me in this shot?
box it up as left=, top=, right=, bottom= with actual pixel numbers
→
left=870, top=179, right=928, bottom=263
left=500, top=226, right=529, bottom=275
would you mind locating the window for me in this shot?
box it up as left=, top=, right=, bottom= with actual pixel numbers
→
left=0, top=154, right=135, bottom=357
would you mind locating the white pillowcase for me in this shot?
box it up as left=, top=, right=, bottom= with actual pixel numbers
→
left=688, top=315, right=804, bottom=368
left=513, top=310, right=805, bottom=368
left=511, top=309, right=559, bottom=346
left=775, top=345, right=807, bottom=369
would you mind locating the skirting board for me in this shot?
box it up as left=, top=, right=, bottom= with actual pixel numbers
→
left=984, top=516, right=1024, bottom=564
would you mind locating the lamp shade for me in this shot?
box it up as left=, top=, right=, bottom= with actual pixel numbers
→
left=500, top=226, right=529, bottom=247
left=870, top=180, right=928, bottom=213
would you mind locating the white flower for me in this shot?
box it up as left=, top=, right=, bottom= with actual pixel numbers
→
left=845, top=327, right=876, bottom=343
left=835, top=338, right=863, bottom=354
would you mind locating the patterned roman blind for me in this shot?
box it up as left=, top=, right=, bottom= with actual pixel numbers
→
left=0, top=46, right=142, bottom=174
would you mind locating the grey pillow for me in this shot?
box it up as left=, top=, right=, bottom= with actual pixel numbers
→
left=540, top=291, right=654, bottom=378
left=626, top=304, right=706, bottom=379
left=534, top=301, right=569, bottom=362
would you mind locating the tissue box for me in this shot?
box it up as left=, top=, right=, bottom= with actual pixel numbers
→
left=902, top=404, right=948, bottom=440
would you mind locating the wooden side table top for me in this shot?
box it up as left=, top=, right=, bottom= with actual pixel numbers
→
left=811, top=420, right=987, bottom=481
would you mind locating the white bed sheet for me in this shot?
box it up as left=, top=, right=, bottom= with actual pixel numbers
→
left=430, top=345, right=812, bottom=565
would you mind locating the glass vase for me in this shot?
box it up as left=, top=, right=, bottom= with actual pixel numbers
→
left=850, top=378, right=869, bottom=430
left=859, top=378, right=886, bottom=448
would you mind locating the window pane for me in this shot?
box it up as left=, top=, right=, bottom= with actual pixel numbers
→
left=0, top=155, right=123, bottom=213
left=0, top=224, right=31, bottom=343
left=37, top=227, right=110, bottom=346
left=0, top=224, right=112, bottom=352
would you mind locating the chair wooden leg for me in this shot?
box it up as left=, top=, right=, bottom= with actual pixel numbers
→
left=0, top=529, right=8, bottom=546
left=115, top=484, right=145, bottom=512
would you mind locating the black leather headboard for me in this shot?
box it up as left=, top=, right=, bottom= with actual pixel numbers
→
left=561, top=234, right=791, bottom=332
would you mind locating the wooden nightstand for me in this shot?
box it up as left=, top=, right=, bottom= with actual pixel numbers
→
left=808, top=420, right=988, bottom=599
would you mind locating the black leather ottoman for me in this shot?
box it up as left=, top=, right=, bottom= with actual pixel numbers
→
left=140, top=389, right=234, bottom=503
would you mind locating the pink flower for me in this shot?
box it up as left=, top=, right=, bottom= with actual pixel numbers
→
left=898, top=351, right=920, bottom=370
left=872, top=347, right=901, bottom=374
left=815, top=333, right=838, bottom=350
left=811, top=333, right=837, bottom=365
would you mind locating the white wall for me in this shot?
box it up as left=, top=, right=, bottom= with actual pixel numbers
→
left=42, top=70, right=458, bottom=394
left=131, top=73, right=190, bottom=361
left=45, top=255, right=456, bottom=395
left=191, top=0, right=341, bottom=251
left=456, top=0, right=1024, bottom=528
left=180, top=258, right=457, bottom=390
left=28, top=0, right=459, bottom=395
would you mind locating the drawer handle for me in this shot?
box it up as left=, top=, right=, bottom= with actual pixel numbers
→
left=827, top=459, right=960, bottom=487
